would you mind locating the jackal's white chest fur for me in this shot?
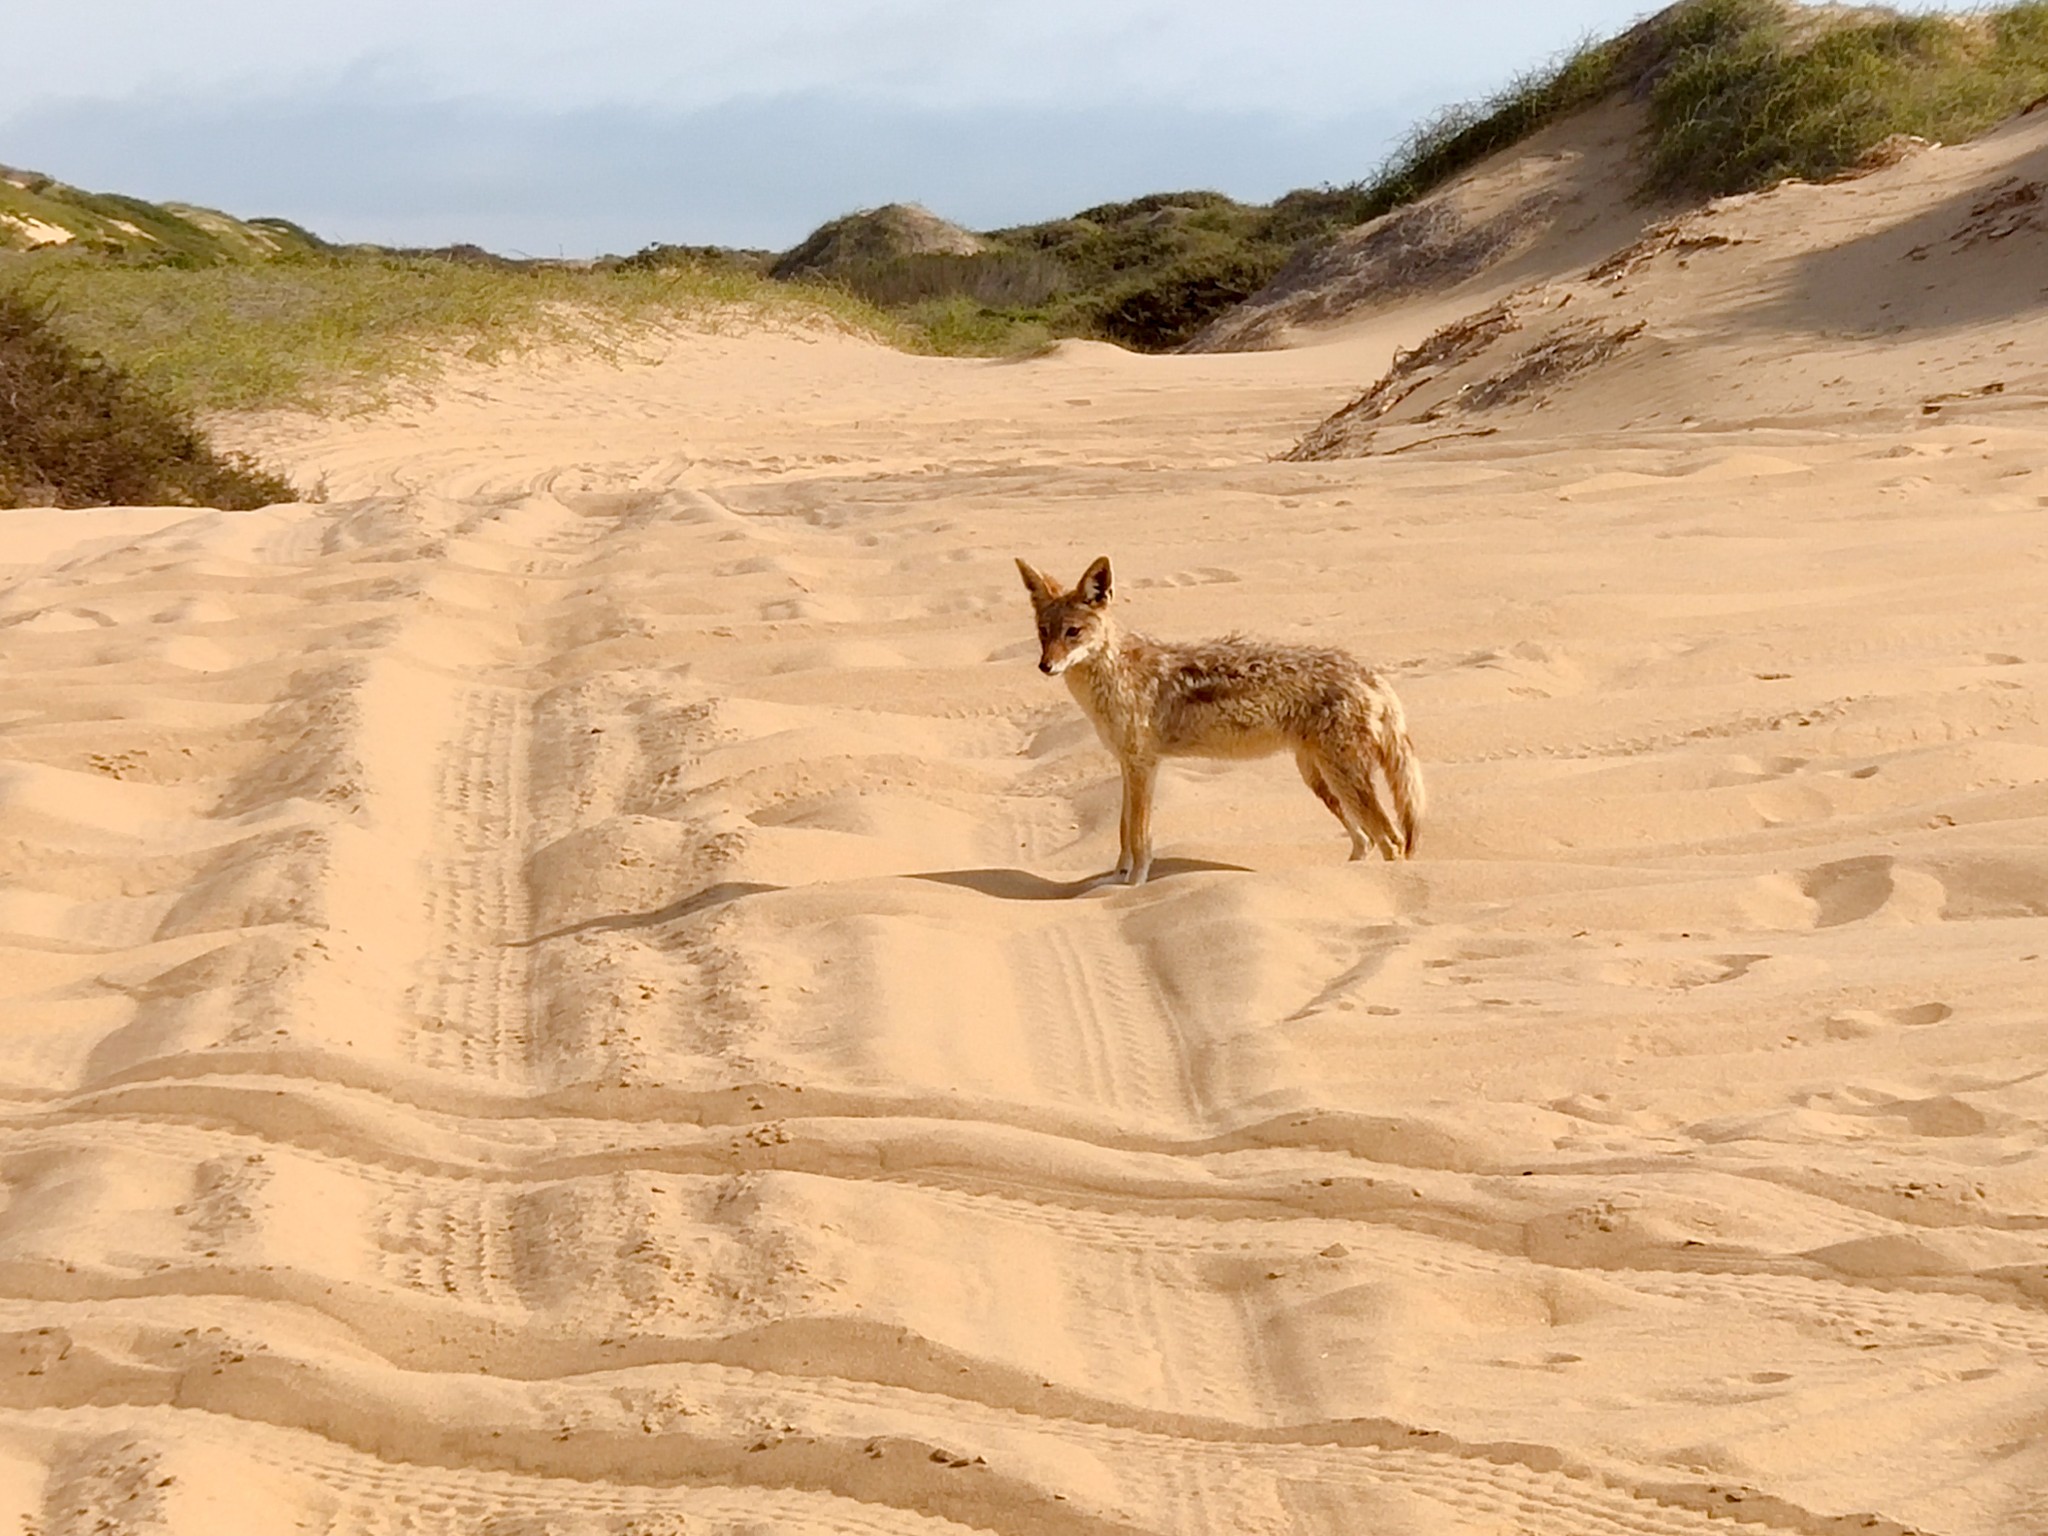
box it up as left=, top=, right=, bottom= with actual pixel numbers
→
left=1064, top=665, right=1138, bottom=754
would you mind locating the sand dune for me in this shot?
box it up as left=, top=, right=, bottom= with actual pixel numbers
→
left=4, top=116, right=2048, bottom=1536
left=1192, top=98, right=1677, bottom=354
left=1291, top=109, right=2048, bottom=458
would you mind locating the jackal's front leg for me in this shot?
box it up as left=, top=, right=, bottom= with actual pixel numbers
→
left=1110, top=771, right=1134, bottom=883
left=1089, top=757, right=1154, bottom=889
left=1121, top=758, right=1158, bottom=886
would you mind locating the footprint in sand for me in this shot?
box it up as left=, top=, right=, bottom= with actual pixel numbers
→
left=1800, top=855, right=1895, bottom=926
left=1798, top=854, right=1948, bottom=927
left=1822, top=1000, right=1954, bottom=1039
left=1597, top=952, right=1769, bottom=990
left=11, top=606, right=114, bottom=632
left=1132, top=568, right=1241, bottom=589
left=1891, top=1001, right=1955, bottom=1026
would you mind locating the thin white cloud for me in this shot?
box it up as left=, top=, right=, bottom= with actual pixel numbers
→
left=13, top=1, right=1664, bottom=118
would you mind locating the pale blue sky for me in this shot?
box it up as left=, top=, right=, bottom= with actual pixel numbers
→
left=0, top=1, right=1988, bottom=256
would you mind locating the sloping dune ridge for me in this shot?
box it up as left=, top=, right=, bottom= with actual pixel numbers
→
left=4, top=116, right=2048, bottom=1536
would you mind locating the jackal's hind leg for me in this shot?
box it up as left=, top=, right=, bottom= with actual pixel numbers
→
left=1296, top=749, right=1366, bottom=860
left=1313, top=747, right=1404, bottom=861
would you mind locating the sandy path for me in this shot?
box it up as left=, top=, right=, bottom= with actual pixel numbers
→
left=1, top=277, right=2045, bottom=1536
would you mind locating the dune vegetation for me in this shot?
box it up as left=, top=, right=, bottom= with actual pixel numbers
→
left=776, top=0, right=2048, bottom=354
left=1, top=163, right=326, bottom=264
left=0, top=253, right=908, bottom=417
left=2, top=0, right=2046, bottom=449
left=1644, top=0, right=2048, bottom=193
left=0, top=289, right=297, bottom=508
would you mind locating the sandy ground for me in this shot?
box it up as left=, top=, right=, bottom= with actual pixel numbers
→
left=4, top=117, right=2048, bottom=1536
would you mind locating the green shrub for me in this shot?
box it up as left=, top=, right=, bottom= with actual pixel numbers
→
left=0, top=289, right=297, bottom=508
left=1252, top=185, right=1389, bottom=245
left=1002, top=191, right=1274, bottom=276
left=832, top=250, right=1070, bottom=310
left=1069, top=190, right=1243, bottom=224
left=899, top=295, right=1053, bottom=356
left=1647, top=0, right=2048, bottom=194
left=611, top=242, right=773, bottom=275
left=930, top=191, right=1298, bottom=351
left=1089, top=247, right=1289, bottom=351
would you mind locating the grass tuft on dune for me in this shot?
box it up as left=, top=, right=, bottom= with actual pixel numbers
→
left=1646, top=0, right=2048, bottom=193
left=0, top=254, right=910, bottom=415
left=1335, top=0, right=2048, bottom=217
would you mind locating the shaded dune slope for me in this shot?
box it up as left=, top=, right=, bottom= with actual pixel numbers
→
left=1190, top=100, right=1676, bottom=354
left=1291, top=108, right=2048, bottom=457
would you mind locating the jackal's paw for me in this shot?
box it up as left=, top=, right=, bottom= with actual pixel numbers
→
left=1078, top=866, right=1137, bottom=893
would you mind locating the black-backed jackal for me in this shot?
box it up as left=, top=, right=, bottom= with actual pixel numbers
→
left=1017, top=555, right=1423, bottom=886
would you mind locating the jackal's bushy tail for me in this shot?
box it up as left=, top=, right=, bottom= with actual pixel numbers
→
left=1374, top=692, right=1425, bottom=857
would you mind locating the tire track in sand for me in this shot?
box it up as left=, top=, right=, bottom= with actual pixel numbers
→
left=409, top=683, right=535, bottom=1082
left=13, top=326, right=2046, bottom=1536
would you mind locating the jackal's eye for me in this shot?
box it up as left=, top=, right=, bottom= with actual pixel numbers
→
left=1064, top=625, right=1081, bottom=639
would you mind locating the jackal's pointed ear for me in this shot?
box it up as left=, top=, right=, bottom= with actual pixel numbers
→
left=1015, top=558, right=1057, bottom=606
left=1077, top=555, right=1113, bottom=608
